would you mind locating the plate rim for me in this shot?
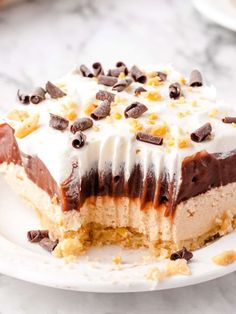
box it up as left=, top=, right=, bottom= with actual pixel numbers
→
left=193, top=0, right=236, bottom=32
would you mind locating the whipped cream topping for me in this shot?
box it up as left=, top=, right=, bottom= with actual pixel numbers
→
left=2, top=64, right=236, bottom=196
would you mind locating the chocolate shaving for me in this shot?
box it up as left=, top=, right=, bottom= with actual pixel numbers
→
left=130, top=65, right=147, bottom=84
left=116, top=61, right=128, bottom=74
left=39, top=238, right=58, bottom=252
left=157, top=71, right=167, bottom=82
left=72, top=131, right=86, bottom=149
left=17, top=90, right=30, bottom=105
left=98, top=75, right=118, bottom=87
left=112, top=78, right=133, bottom=92
left=91, top=100, right=111, bottom=120
left=134, top=86, right=147, bottom=96
left=92, top=62, right=104, bottom=77
left=46, top=81, right=66, bottom=99
left=124, top=102, right=148, bottom=119
left=27, top=230, right=49, bottom=243
left=70, top=117, right=93, bottom=134
left=190, top=122, right=212, bottom=143
left=30, top=87, right=46, bottom=104
left=49, top=113, right=69, bottom=130
left=136, top=132, right=163, bottom=146
left=189, top=70, right=203, bottom=87
left=80, top=64, right=94, bottom=78
left=222, top=117, right=236, bottom=124
left=170, top=247, right=193, bottom=262
left=169, top=82, right=181, bottom=99
left=96, top=90, right=115, bottom=103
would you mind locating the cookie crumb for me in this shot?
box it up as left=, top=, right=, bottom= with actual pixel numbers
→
left=212, top=250, right=236, bottom=266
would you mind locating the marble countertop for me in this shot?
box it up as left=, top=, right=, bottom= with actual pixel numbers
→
left=0, top=0, right=236, bottom=313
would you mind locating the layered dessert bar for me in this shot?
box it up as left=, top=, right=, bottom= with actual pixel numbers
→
left=1, top=63, right=236, bottom=257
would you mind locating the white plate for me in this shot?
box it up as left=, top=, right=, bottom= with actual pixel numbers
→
left=193, top=0, right=236, bottom=32
left=0, top=177, right=236, bottom=293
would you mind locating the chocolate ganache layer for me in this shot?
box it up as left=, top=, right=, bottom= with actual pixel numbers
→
left=1, top=123, right=236, bottom=216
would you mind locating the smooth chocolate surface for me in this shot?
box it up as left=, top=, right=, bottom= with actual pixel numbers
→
left=1, top=123, right=236, bottom=216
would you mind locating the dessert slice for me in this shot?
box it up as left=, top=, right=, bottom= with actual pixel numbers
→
left=1, top=63, right=236, bottom=257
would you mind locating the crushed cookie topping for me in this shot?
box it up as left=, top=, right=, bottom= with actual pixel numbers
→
left=15, top=113, right=40, bottom=139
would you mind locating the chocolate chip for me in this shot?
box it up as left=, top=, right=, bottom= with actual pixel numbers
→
left=170, top=247, right=193, bottom=262
left=70, top=117, right=93, bottom=134
left=39, top=238, right=58, bottom=252
left=134, top=86, right=147, bottom=96
left=136, top=132, right=163, bottom=146
left=96, top=90, right=115, bottom=103
left=189, top=70, right=203, bottom=87
left=30, top=87, right=46, bottom=104
left=169, top=82, right=181, bottom=99
left=80, top=64, right=94, bottom=78
left=27, top=230, right=49, bottom=243
left=91, top=100, right=111, bottom=120
left=92, top=62, right=104, bottom=77
left=190, top=122, right=212, bottom=142
left=112, top=78, right=133, bottom=92
left=222, top=117, right=236, bottom=124
left=49, top=113, right=69, bottom=130
left=130, top=65, right=147, bottom=84
left=17, top=90, right=30, bottom=105
left=46, top=81, right=66, bottom=99
left=157, top=71, right=167, bottom=82
left=124, top=102, right=148, bottom=119
left=98, top=75, right=118, bottom=87
left=72, top=131, right=86, bottom=148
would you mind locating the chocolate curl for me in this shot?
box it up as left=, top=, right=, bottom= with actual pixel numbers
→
left=70, top=117, right=93, bottom=134
left=112, top=78, right=133, bottom=92
left=222, top=117, right=236, bottom=124
left=92, top=62, right=104, bottom=77
left=39, top=238, right=58, bottom=252
left=189, top=70, right=203, bottom=87
left=157, top=71, right=167, bottom=82
left=17, top=90, right=30, bottom=105
left=27, top=230, right=49, bottom=243
left=30, top=87, right=46, bottom=104
left=116, top=61, right=128, bottom=75
left=130, top=65, right=147, bottom=84
left=91, top=100, right=111, bottom=120
left=46, top=81, right=66, bottom=99
left=80, top=64, right=94, bottom=78
left=190, top=123, right=212, bottom=142
left=136, top=132, right=163, bottom=146
left=98, top=75, right=118, bottom=87
left=72, top=131, right=86, bottom=149
left=96, top=90, right=115, bottom=103
left=134, top=86, right=147, bottom=96
left=49, top=113, right=69, bottom=130
left=124, top=102, right=148, bottom=119
left=169, top=82, right=181, bottom=99
left=170, top=247, right=193, bottom=262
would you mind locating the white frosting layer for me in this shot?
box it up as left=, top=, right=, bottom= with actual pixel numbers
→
left=3, top=64, right=236, bottom=195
